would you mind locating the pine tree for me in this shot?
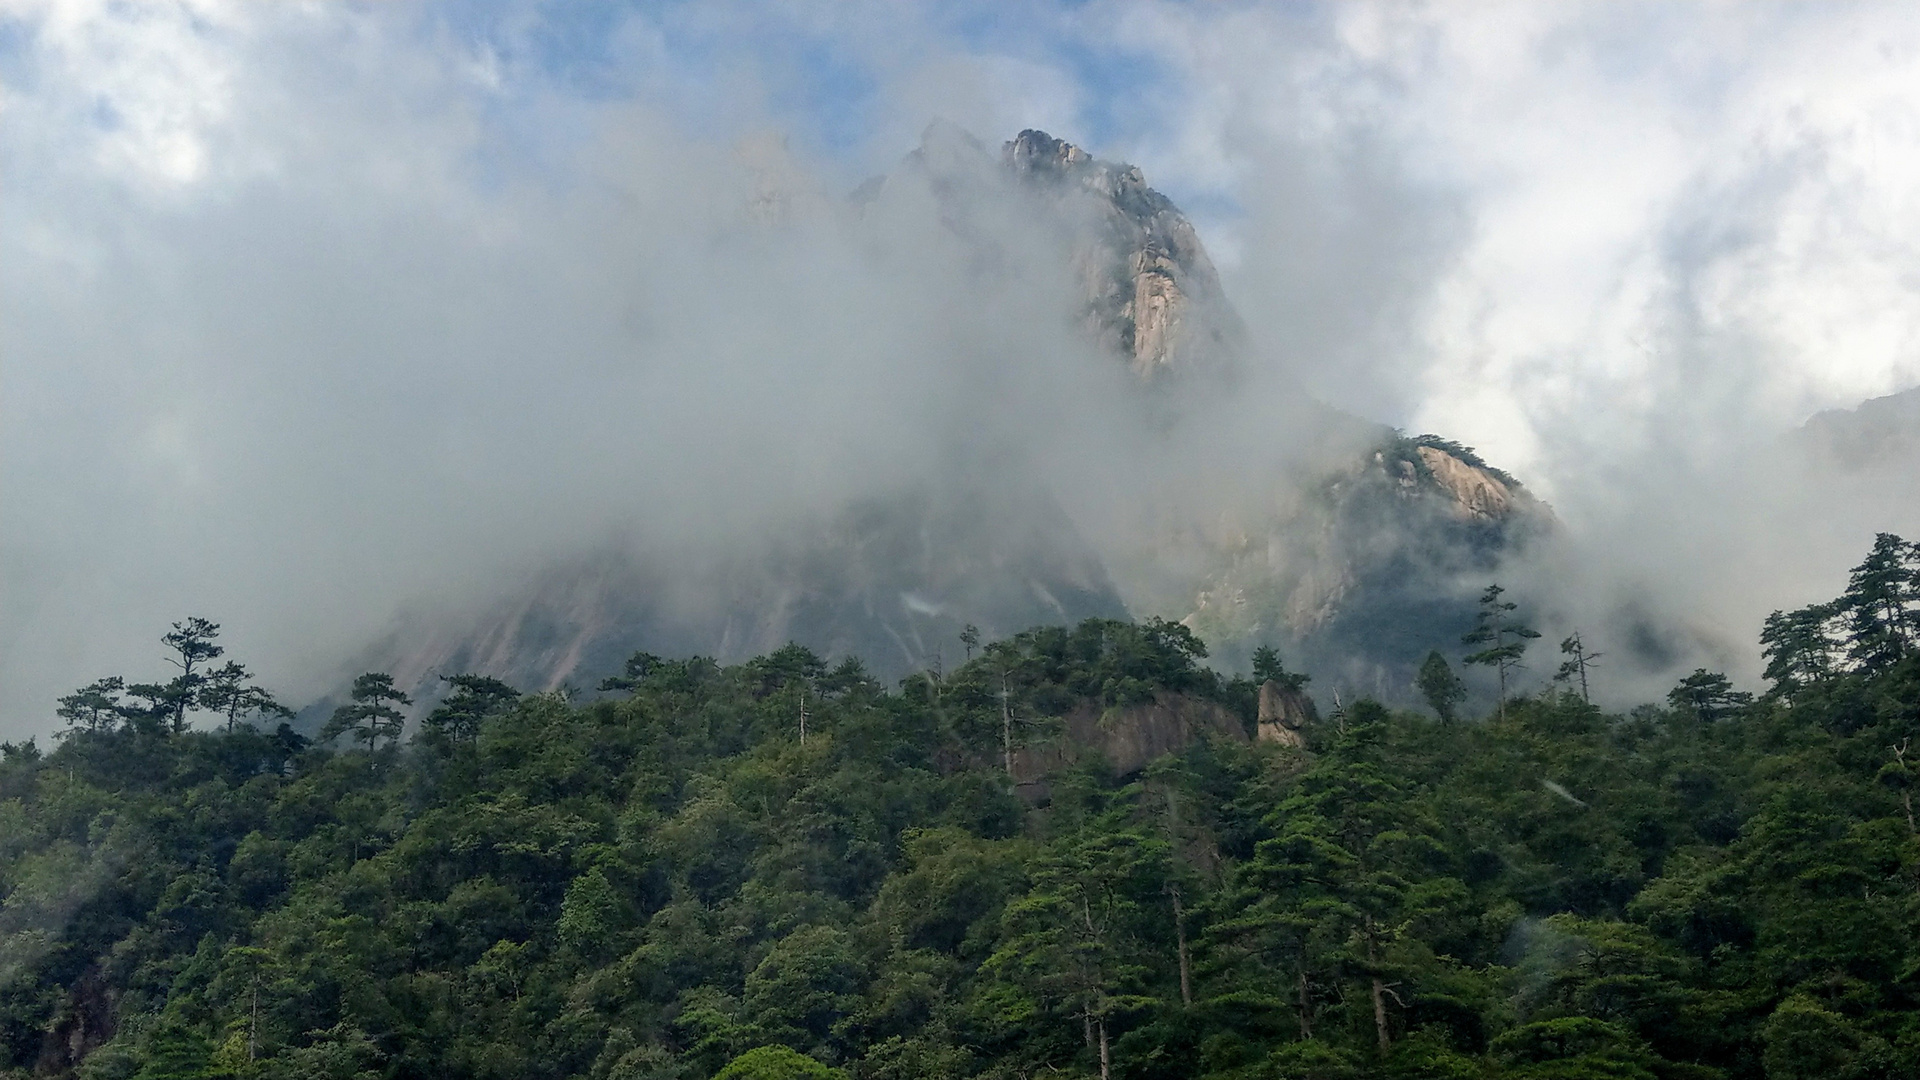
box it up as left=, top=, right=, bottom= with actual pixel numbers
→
left=321, top=672, right=412, bottom=752
left=1552, top=632, right=1602, bottom=704
left=1415, top=651, right=1467, bottom=722
left=1462, top=585, right=1540, bottom=721
left=1252, top=645, right=1311, bottom=690
left=212, top=946, right=283, bottom=1068
left=598, top=651, right=665, bottom=693
left=54, top=677, right=126, bottom=737
left=120, top=680, right=185, bottom=737
left=1207, top=843, right=1349, bottom=1041
left=158, top=617, right=223, bottom=734
left=1666, top=669, right=1752, bottom=722
left=1759, top=603, right=1840, bottom=695
left=986, top=818, right=1168, bottom=1080
left=1837, top=532, right=1919, bottom=673
left=1222, top=703, right=1461, bottom=1055
left=197, top=661, right=292, bottom=733
left=131, top=1019, right=214, bottom=1080
left=423, top=674, right=519, bottom=744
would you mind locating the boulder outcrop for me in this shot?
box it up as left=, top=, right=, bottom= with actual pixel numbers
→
left=1009, top=691, right=1247, bottom=803
left=1414, top=445, right=1515, bottom=521
left=1256, top=679, right=1317, bottom=748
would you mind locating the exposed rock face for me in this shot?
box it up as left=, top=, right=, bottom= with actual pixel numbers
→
left=1414, top=445, right=1514, bottom=520
left=1256, top=680, right=1316, bottom=748
left=375, top=554, right=667, bottom=700
left=1176, top=435, right=1552, bottom=699
left=1797, top=385, right=1920, bottom=470
left=981, top=129, right=1551, bottom=699
left=340, top=124, right=1549, bottom=719
left=1009, top=691, right=1247, bottom=803
left=1002, top=129, right=1239, bottom=376
left=359, top=481, right=1130, bottom=708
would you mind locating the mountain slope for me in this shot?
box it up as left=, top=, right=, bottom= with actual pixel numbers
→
left=361, top=481, right=1129, bottom=702
left=1000, top=127, right=1241, bottom=376
left=972, top=129, right=1549, bottom=690
left=1797, top=384, right=1920, bottom=469
left=350, top=126, right=1548, bottom=709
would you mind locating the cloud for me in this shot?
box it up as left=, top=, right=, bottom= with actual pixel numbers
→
left=1059, top=2, right=1920, bottom=466
left=6, top=1, right=1920, bottom=733
left=0, top=2, right=1162, bottom=734
left=1061, top=0, right=1920, bottom=696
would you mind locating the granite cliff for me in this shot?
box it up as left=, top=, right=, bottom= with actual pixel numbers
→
left=980, top=132, right=1545, bottom=693
left=1001, top=128, right=1239, bottom=376
left=345, top=125, right=1548, bottom=718
left=1797, top=385, right=1920, bottom=470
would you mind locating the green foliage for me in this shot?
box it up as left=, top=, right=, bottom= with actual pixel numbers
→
left=1838, top=533, right=1920, bottom=673
left=1756, top=994, right=1910, bottom=1080
left=1553, top=633, right=1603, bottom=704
left=1416, top=651, right=1467, bottom=721
left=960, top=617, right=1216, bottom=713
left=1407, top=433, right=1522, bottom=489
left=318, top=672, right=411, bottom=752
left=423, top=673, right=520, bottom=745
left=158, top=617, right=224, bottom=735
left=56, top=677, right=127, bottom=737
left=1251, top=647, right=1309, bottom=691
left=1665, top=670, right=1753, bottom=722
left=983, top=799, right=1170, bottom=1062
left=1759, top=534, right=1920, bottom=697
left=1761, top=604, right=1841, bottom=696
left=1462, top=584, right=1541, bottom=716
left=1491, top=1017, right=1662, bottom=1079
left=131, top=1020, right=215, bottom=1080
left=745, top=925, right=862, bottom=1051
left=1257, top=1038, right=1362, bottom=1079
left=714, top=1045, right=847, bottom=1080
left=198, top=660, right=293, bottom=733
left=8, top=543, right=1920, bottom=1080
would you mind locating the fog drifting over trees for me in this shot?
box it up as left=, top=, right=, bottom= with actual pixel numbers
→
left=5, top=2, right=1920, bottom=734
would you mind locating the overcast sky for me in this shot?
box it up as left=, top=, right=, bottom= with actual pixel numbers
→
left=6, top=1, right=1920, bottom=736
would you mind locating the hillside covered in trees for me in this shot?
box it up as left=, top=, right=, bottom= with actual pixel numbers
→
left=3, top=537, right=1920, bottom=1080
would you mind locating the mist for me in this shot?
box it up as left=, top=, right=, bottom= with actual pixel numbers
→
left=6, top=1, right=1920, bottom=736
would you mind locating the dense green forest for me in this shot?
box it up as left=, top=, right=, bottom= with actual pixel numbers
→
left=3, top=536, right=1919, bottom=1080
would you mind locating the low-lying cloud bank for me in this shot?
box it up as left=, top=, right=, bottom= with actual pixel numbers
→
left=4, top=2, right=1920, bottom=735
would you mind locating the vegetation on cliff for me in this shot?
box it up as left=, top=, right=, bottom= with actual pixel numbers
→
left=2, top=540, right=1919, bottom=1080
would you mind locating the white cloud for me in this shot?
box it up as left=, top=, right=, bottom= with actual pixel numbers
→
left=1120, top=1, right=1920, bottom=474
left=2, top=0, right=253, bottom=187
left=7, top=0, right=1920, bottom=731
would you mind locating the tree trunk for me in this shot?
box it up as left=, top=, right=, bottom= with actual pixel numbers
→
left=1169, top=885, right=1192, bottom=1006
left=1371, top=977, right=1391, bottom=1053
left=1001, top=677, right=1014, bottom=778
left=1098, top=1017, right=1111, bottom=1080
left=1297, top=969, right=1312, bottom=1039
left=1081, top=897, right=1098, bottom=1052
left=1367, top=931, right=1391, bottom=1053
left=1902, top=789, right=1920, bottom=898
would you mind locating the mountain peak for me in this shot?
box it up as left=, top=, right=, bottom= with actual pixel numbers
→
left=986, top=129, right=1235, bottom=375
left=1003, top=128, right=1092, bottom=176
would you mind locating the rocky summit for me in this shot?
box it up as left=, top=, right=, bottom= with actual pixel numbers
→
left=1001, top=128, right=1238, bottom=375
left=347, top=127, right=1549, bottom=713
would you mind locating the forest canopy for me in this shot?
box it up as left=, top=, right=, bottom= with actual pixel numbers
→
left=1, top=537, right=1918, bottom=1080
